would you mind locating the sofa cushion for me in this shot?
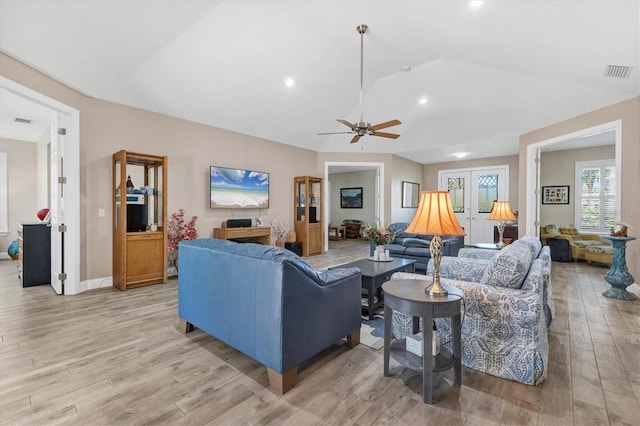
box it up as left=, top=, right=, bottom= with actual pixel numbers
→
left=559, top=226, right=580, bottom=237
left=481, top=242, right=534, bottom=289
left=544, top=224, right=558, bottom=234
left=402, top=237, right=431, bottom=248
left=385, top=243, right=406, bottom=254
left=405, top=246, right=431, bottom=257
left=517, top=236, right=543, bottom=258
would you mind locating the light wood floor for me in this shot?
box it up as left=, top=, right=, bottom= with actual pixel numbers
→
left=1, top=240, right=639, bottom=425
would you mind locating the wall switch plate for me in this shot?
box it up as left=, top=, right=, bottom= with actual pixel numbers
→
left=98, top=209, right=105, bottom=218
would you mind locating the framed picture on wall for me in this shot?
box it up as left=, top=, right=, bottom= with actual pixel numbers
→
left=402, top=181, right=420, bottom=208
left=542, top=185, right=570, bottom=204
left=340, top=187, right=363, bottom=208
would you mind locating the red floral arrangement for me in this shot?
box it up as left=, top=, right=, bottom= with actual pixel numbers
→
left=167, top=209, right=198, bottom=252
left=364, top=223, right=396, bottom=246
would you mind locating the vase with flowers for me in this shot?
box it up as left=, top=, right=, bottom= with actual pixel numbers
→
left=364, top=223, right=396, bottom=261
left=271, top=219, right=289, bottom=247
left=166, top=209, right=198, bottom=275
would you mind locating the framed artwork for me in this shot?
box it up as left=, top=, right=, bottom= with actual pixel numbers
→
left=402, top=181, right=420, bottom=208
left=340, top=187, right=363, bottom=208
left=542, top=185, right=570, bottom=204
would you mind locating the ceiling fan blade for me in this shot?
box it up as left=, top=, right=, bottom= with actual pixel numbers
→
left=337, top=119, right=357, bottom=130
left=350, top=134, right=361, bottom=144
left=370, top=119, right=401, bottom=131
left=317, top=131, right=354, bottom=135
left=371, top=131, right=400, bottom=139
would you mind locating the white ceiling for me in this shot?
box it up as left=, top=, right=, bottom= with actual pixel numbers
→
left=0, top=1, right=637, bottom=163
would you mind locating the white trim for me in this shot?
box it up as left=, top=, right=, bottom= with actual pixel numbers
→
left=0, top=152, right=7, bottom=234
left=0, top=253, right=9, bottom=260
left=525, top=120, right=622, bottom=237
left=67, top=276, right=113, bottom=295
left=0, top=76, right=81, bottom=295
left=323, top=161, right=385, bottom=252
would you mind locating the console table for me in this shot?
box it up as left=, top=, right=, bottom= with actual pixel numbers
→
left=213, top=227, right=271, bottom=245
left=383, top=279, right=462, bottom=404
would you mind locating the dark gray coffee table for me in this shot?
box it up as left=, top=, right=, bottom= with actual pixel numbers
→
left=331, top=257, right=417, bottom=319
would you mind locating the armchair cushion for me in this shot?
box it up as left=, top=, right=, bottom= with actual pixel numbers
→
left=544, top=224, right=558, bottom=234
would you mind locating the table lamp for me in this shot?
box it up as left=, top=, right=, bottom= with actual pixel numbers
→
left=406, top=191, right=466, bottom=296
left=487, top=201, right=516, bottom=248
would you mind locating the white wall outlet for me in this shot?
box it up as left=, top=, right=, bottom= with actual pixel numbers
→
left=98, top=208, right=105, bottom=218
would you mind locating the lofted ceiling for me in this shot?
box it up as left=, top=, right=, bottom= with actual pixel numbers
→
left=0, top=1, right=637, bottom=163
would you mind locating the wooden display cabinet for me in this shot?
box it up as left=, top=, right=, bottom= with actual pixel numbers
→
left=294, top=176, right=323, bottom=256
left=113, top=150, right=167, bottom=290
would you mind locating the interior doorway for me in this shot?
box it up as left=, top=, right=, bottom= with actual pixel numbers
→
left=439, top=166, right=509, bottom=245
left=323, top=161, right=384, bottom=252
left=0, top=76, right=80, bottom=295
left=524, top=120, right=621, bottom=238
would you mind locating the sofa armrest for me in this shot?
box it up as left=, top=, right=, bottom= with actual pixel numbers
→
left=442, top=236, right=464, bottom=256
left=426, top=256, right=488, bottom=283
left=317, top=267, right=362, bottom=286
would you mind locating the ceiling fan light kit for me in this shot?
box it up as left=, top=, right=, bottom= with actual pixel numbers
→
left=318, top=24, right=401, bottom=144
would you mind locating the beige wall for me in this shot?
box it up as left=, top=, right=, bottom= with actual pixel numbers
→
left=328, top=170, right=376, bottom=225
left=422, top=155, right=520, bottom=209
left=0, top=138, right=39, bottom=254
left=1, top=52, right=318, bottom=281
left=520, top=97, right=640, bottom=278
left=390, top=155, right=423, bottom=224
left=540, top=145, right=615, bottom=227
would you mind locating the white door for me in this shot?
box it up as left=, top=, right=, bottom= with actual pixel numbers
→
left=49, top=118, right=64, bottom=294
left=440, top=166, right=509, bottom=245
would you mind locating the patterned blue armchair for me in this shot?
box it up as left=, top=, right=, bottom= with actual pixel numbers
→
left=390, top=237, right=550, bottom=385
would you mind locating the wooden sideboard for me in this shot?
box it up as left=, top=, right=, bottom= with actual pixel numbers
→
left=213, top=227, right=271, bottom=245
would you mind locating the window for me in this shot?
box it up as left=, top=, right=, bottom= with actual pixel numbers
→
left=0, top=153, right=7, bottom=236
left=575, top=159, right=615, bottom=233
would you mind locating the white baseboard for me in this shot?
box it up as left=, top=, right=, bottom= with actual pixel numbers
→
left=66, top=276, right=113, bottom=295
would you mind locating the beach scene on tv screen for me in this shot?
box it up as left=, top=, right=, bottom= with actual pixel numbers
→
left=210, top=166, right=269, bottom=208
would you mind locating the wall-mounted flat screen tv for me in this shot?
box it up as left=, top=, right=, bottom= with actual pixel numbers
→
left=210, top=166, right=269, bottom=209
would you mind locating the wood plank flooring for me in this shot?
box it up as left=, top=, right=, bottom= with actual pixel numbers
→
left=1, top=240, right=639, bottom=425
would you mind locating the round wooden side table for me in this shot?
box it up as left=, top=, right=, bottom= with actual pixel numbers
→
left=382, top=279, right=463, bottom=404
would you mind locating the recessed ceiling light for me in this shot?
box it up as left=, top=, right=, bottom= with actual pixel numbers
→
left=402, top=65, right=412, bottom=72
left=470, top=1, right=485, bottom=8
left=453, top=152, right=470, bottom=158
left=419, top=97, right=428, bottom=105
left=285, top=78, right=295, bottom=88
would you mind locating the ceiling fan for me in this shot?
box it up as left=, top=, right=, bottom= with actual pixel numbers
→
left=318, top=24, right=401, bottom=144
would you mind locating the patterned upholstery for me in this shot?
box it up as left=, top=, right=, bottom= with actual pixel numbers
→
left=481, top=242, right=536, bottom=289
left=458, top=247, right=499, bottom=260
left=585, top=244, right=613, bottom=266
left=391, top=237, right=551, bottom=385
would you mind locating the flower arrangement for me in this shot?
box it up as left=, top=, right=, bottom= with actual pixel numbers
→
left=167, top=209, right=198, bottom=252
left=364, top=223, right=396, bottom=246
left=270, top=219, right=289, bottom=240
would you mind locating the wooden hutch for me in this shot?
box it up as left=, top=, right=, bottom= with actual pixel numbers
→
left=294, top=176, right=323, bottom=256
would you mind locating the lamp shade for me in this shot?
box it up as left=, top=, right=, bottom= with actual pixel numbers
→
left=405, top=191, right=466, bottom=236
left=487, top=201, right=516, bottom=221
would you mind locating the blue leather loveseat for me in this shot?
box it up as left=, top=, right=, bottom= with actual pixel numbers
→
left=178, top=238, right=362, bottom=394
left=376, top=222, right=464, bottom=269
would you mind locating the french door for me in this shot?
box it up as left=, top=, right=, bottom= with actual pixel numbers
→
left=439, top=166, right=509, bottom=245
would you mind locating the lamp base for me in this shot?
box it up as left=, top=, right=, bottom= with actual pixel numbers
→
left=428, top=280, right=448, bottom=297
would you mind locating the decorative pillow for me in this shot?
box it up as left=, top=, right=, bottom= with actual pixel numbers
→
left=342, top=219, right=363, bottom=224
left=481, top=243, right=534, bottom=289
left=401, top=237, right=431, bottom=248
left=544, top=224, right=558, bottom=234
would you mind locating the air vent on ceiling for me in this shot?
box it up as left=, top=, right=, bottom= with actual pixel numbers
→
left=14, top=117, right=31, bottom=124
left=604, top=65, right=633, bottom=79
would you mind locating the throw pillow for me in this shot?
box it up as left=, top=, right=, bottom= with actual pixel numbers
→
left=544, top=224, right=558, bottom=234
left=401, top=238, right=431, bottom=248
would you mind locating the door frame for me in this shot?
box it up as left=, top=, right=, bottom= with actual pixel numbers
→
left=525, top=120, right=622, bottom=238
left=1, top=76, right=80, bottom=295
left=323, top=161, right=384, bottom=252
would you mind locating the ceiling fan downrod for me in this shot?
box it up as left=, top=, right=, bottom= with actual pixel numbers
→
left=357, top=24, right=368, bottom=127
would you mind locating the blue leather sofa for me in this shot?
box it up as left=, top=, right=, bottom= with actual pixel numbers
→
left=178, top=238, right=362, bottom=394
left=375, top=222, right=464, bottom=269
